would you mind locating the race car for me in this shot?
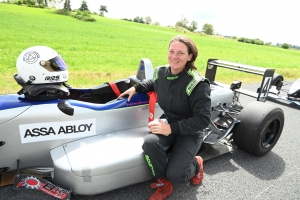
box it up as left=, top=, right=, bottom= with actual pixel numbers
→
left=0, top=55, right=284, bottom=196
left=267, top=73, right=300, bottom=106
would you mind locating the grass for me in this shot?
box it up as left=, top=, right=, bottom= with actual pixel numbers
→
left=1, top=3, right=300, bottom=94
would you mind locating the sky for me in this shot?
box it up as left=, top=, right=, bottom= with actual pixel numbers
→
left=58, top=0, right=300, bottom=45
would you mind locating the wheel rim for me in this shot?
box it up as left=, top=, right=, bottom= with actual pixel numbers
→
left=261, top=119, right=280, bottom=149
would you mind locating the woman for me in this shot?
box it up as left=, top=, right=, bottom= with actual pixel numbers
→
left=118, top=35, right=211, bottom=200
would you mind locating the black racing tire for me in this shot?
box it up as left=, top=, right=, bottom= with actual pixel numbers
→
left=233, top=101, right=284, bottom=157
left=271, top=73, right=284, bottom=90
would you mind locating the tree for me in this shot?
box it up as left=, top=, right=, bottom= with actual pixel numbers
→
left=37, top=0, right=44, bottom=7
left=79, top=0, right=89, bottom=12
left=133, top=16, right=140, bottom=23
left=133, top=16, right=144, bottom=23
left=202, top=23, right=214, bottom=35
left=265, top=42, right=272, bottom=46
left=189, top=21, right=198, bottom=32
left=253, top=38, right=264, bottom=45
left=175, top=21, right=184, bottom=27
left=145, top=16, right=152, bottom=24
left=180, top=17, right=189, bottom=27
left=282, top=43, right=289, bottom=49
left=139, top=17, right=144, bottom=23
left=154, top=21, right=160, bottom=26
left=23, top=0, right=35, bottom=6
left=63, top=0, right=71, bottom=11
left=175, top=16, right=189, bottom=28
left=44, top=0, right=52, bottom=7
left=99, top=5, right=108, bottom=16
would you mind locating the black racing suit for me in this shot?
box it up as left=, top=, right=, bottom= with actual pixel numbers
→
left=134, top=65, right=211, bottom=183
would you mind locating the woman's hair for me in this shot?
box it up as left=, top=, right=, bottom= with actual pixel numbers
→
left=169, top=35, right=198, bottom=70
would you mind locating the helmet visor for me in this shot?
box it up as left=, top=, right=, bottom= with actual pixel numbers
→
left=45, top=55, right=68, bottom=71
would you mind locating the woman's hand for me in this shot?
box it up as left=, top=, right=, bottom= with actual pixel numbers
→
left=148, top=119, right=171, bottom=136
left=118, top=87, right=136, bottom=101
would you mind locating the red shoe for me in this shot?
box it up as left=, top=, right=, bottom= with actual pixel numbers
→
left=149, top=179, right=173, bottom=200
left=190, top=156, right=204, bottom=185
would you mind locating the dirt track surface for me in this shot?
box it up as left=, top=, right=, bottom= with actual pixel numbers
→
left=1, top=84, right=300, bottom=200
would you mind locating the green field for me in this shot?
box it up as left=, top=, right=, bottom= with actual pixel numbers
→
left=1, top=3, right=300, bottom=94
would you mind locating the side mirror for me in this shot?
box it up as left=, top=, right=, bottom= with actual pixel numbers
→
left=57, top=100, right=74, bottom=116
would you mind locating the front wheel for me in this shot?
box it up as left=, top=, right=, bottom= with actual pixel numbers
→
left=233, top=101, right=284, bottom=156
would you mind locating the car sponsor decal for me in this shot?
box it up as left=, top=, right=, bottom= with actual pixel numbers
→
left=14, top=174, right=71, bottom=200
left=19, top=119, right=96, bottom=144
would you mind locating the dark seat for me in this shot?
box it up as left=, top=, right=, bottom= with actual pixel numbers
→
left=76, top=79, right=132, bottom=104
left=90, top=79, right=131, bottom=95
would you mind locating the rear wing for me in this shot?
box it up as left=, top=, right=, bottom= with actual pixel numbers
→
left=205, top=59, right=275, bottom=102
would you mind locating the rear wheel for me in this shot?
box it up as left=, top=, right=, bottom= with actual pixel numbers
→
left=233, top=101, right=284, bottom=156
left=271, top=73, right=284, bottom=90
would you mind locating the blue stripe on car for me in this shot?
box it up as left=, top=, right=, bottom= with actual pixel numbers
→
left=0, top=94, right=32, bottom=110
left=0, top=93, right=150, bottom=111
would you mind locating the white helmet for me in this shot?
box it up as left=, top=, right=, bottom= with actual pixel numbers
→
left=16, top=46, right=69, bottom=84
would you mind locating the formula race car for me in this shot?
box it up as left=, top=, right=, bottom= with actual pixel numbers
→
left=0, top=58, right=284, bottom=197
left=267, top=73, right=300, bottom=106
